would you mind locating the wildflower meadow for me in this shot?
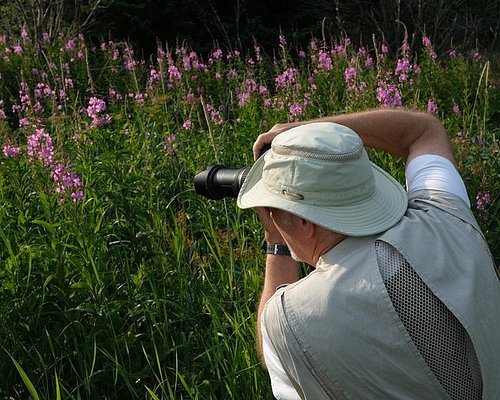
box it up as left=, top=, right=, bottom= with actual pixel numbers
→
left=0, top=29, right=499, bottom=398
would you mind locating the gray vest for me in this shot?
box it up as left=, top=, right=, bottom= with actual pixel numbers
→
left=263, top=190, right=500, bottom=399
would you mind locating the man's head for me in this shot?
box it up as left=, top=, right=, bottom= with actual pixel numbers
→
left=237, top=122, right=408, bottom=237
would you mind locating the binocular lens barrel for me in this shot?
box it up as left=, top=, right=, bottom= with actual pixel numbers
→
left=194, top=165, right=250, bottom=199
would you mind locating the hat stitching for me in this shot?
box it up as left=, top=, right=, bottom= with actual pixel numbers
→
left=272, top=142, right=363, bottom=161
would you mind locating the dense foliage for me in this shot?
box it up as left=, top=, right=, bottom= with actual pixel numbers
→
left=0, top=27, right=498, bottom=398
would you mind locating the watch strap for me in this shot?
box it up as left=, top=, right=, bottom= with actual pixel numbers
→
left=263, top=242, right=291, bottom=256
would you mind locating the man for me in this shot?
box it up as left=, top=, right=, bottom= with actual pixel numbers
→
left=236, top=109, right=500, bottom=399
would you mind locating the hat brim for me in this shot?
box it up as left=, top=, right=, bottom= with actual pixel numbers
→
left=237, top=154, right=408, bottom=236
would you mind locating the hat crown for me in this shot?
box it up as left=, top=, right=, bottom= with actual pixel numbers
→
left=262, top=122, right=375, bottom=206
left=272, top=122, right=364, bottom=161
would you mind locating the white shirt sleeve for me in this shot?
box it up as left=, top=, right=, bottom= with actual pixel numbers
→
left=405, top=154, right=470, bottom=207
left=262, top=318, right=301, bottom=400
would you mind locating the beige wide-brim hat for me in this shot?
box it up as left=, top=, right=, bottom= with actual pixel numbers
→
left=237, top=122, right=408, bottom=236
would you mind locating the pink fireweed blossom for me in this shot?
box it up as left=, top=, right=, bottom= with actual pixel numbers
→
left=381, top=43, right=389, bottom=57
left=108, top=87, right=123, bottom=101
left=226, top=69, right=238, bottom=79
left=21, top=28, right=29, bottom=41
left=51, top=162, right=84, bottom=202
left=279, top=34, right=287, bottom=49
left=476, top=191, right=491, bottom=213
left=427, top=98, right=438, bottom=114
left=147, top=68, right=161, bottom=90
left=34, top=82, right=55, bottom=101
left=453, top=103, right=461, bottom=115
left=19, top=117, right=30, bottom=128
left=86, top=97, right=111, bottom=127
left=3, top=145, right=21, bottom=157
left=212, top=48, right=223, bottom=60
left=205, top=103, right=224, bottom=126
left=376, top=82, right=402, bottom=108
left=254, top=44, right=263, bottom=62
left=168, top=65, right=182, bottom=83
left=13, top=44, right=24, bottom=55
left=344, top=66, right=357, bottom=91
left=334, top=38, right=351, bottom=55
left=27, top=128, right=54, bottom=166
left=422, top=36, right=437, bottom=59
left=275, top=68, right=298, bottom=90
left=182, top=119, right=192, bottom=130
left=184, top=91, right=196, bottom=104
left=395, top=58, right=412, bottom=82
left=87, top=97, right=106, bottom=115
left=318, top=50, right=333, bottom=70
left=130, top=92, right=146, bottom=106
left=289, top=103, right=304, bottom=120
left=238, top=78, right=258, bottom=106
left=64, top=38, right=75, bottom=52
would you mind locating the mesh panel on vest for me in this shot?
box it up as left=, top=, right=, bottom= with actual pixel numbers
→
left=375, top=241, right=482, bottom=400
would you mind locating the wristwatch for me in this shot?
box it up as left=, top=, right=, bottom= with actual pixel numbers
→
left=262, top=242, right=291, bottom=256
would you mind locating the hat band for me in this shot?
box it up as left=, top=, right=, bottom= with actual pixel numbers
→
left=272, top=142, right=364, bottom=162
left=262, top=176, right=376, bottom=206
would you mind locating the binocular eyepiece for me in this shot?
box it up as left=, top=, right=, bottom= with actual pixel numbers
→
left=194, top=144, right=270, bottom=200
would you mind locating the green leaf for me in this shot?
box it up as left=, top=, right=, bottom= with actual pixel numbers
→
left=9, top=354, right=40, bottom=400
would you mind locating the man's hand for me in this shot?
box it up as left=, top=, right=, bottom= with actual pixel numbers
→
left=255, top=207, right=285, bottom=244
left=253, top=122, right=302, bottom=161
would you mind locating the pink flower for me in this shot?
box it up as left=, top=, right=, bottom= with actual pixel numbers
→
left=19, top=117, right=30, bottom=128
left=212, top=48, right=223, bottom=60
left=422, top=36, right=432, bottom=47
left=275, top=68, right=298, bottom=90
left=476, top=191, right=491, bottom=212
left=87, top=97, right=106, bottom=116
left=376, top=82, right=402, bottom=108
left=453, top=103, right=460, bottom=115
left=168, top=65, right=182, bottom=82
left=427, top=98, right=438, bottom=114
left=51, top=162, right=84, bottom=202
left=205, top=103, right=224, bottom=126
left=289, top=103, right=303, bottom=118
left=226, top=69, right=238, bottom=79
left=13, top=45, right=23, bottom=55
left=395, top=58, right=412, bottom=81
left=3, top=145, right=21, bottom=157
left=279, top=34, right=287, bottom=49
left=71, top=191, right=84, bottom=202
left=21, top=28, right=29, bottom=40
left=183, top=119, right=192, bottom=130
left=318, top=50, right=333, bottom=70
left=27, top=128, right=54, bottom=166
left=254, top=45, right=262, bottom=62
